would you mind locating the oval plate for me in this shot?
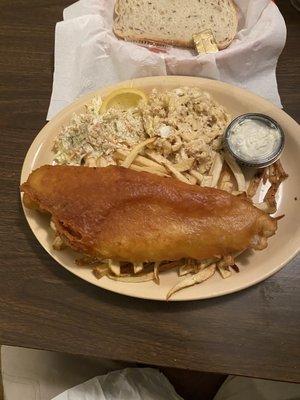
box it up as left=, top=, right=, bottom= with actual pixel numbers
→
left=20, top=76, right=300, bottom=301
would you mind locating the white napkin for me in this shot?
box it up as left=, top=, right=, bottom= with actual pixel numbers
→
left=47, top=0, right=286, bottom=120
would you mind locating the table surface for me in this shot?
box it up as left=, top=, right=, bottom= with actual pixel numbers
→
left=0, top=0, right=299, bottom=383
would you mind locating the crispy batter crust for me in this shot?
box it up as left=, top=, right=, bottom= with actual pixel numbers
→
left=21, top=165, right=277, bottom=262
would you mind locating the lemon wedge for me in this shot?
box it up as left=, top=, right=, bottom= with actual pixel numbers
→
left=100, top=88, right=147, bottom=113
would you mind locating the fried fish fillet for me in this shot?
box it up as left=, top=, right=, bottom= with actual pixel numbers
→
left=21, top=165, right=277, bottom=262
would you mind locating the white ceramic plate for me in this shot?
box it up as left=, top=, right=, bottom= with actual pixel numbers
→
left=20, top=76, right=300, bottom=301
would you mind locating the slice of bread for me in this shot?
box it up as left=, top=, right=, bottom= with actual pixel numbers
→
left=113, top=0, right=238, bottom=50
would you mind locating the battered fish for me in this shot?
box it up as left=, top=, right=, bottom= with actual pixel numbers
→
left=21, top=165, right=277, bottom=262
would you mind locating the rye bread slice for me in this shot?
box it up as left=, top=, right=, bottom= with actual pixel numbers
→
left=113, top=0, right=238, bottom=49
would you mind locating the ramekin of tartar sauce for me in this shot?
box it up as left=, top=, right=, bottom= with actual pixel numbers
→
left=224, top=113, right=285, bottom=168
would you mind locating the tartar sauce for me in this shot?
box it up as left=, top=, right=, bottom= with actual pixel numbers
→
left=228, top=119, right=281, bottom=162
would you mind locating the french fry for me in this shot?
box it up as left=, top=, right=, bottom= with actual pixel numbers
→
left=108, top=259, right=121, bottom=276
left=96, top=157, right=108, bottom=167
left=178, top=264, right=195, bottom=276
left=85, top=155, right=97, bottom=167
left=221, top=181, right=233, bottom=193
left=268, top=161, right=288, bottom=185
left=133, top=262, right=144, bottom=274
left=262, top=167, right=269, bottom=184
left=115, top=149, right=167, bottom=173
left=210, top=153, right=224, bottom=188
left=184, top=173, right=197, bottom=185
left=130, top=164, right=170, bottom=177
left=164, top=163, right=192, bottom=184
left=247, top=170, right=264, bottom=198
left=121, top=137, right=156, bottom=168
left=218, top=169, right=231, bottom=187
left=216, top=255, right=237, bottom=278
left=253, top=201, right=274, bottom=214
left=160, top=260, right=183, bottom=270
left=268, top=163, right=276, bottom=184
left=50, top=220, right=57, bottom=232
left=93, top=265, right=109, bottom=279
left=223, top=152, right=246, bottom=192
left=52, top=236, right=66, bottom=251
left=134, top=157, right=167, bottom=173
left=189, top=169, right=203, bottom=184
left=217, top=265, right=232, bottom=279
left=167, top=264, right=216, bottom=299
left=108, top=271, right=154, bottom=283
left=178, top=259, right=196, bottom=276
left=263, top=182, right=280, bottom=214
left=173, top=158, right=194, bottom=172
left=253, top=161, right=288, bottom=214
left=231, top=191, right=244, bottom=196
left=146, top=151, right=192, bottom=184
left=195, top=259, right=216, bottom=272
left=201, top=175, right=213, bottom=187
left=274, top=160, right=288, bottom=182
left=75, top=256, right=103, bottom=266
left=179, top=258, right=214, bottom=276
left=217, top=255, right=235, bottom=268
left=153, top=262, right=160, bottom=284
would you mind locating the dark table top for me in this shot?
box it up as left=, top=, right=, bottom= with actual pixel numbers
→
left=0, top=0, right=299, bottom=383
